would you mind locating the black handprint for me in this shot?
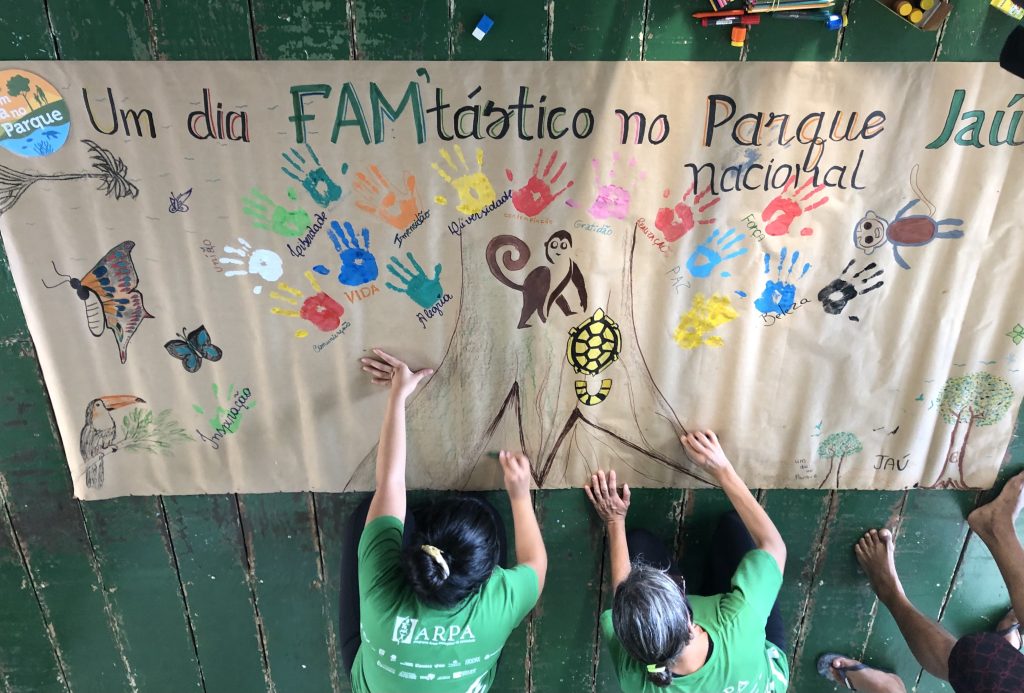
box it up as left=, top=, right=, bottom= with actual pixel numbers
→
left=817, top=260, right=884, bottom=322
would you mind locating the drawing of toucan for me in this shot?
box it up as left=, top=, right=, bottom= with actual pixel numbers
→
left=80, top=395, right=144, bottom=488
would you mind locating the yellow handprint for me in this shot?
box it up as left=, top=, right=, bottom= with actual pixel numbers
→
left=431, top=145, right=496, bottom=215
left=673, top=293, right=738, bottom=350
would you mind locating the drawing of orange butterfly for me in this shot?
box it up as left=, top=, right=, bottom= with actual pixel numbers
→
left=43, top=240, right=154, bottom=364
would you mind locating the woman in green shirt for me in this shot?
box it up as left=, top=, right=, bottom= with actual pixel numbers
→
left=587, top=430, right=789, bottom=692
left=339, top=349, right=547, bottom=693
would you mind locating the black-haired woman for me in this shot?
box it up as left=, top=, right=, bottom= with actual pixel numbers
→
left=586, top=430, right=789, bottom=692
left=340, top=349, right=547, bottom=693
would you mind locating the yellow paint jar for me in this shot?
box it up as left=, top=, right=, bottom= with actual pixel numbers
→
left=895, top=1, right=913, bottom=15
left=909, top=8, right=924, bottom=21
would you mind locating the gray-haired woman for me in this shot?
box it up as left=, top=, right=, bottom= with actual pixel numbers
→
left=585, top=430, right=789, bottom=692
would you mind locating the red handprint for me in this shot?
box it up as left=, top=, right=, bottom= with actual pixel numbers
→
left=506, top=149, right=574, bottom=217
left=270, top=270, right=345, bottom=339
left=353, top=165, right=421, bottom=231
left=761, top=176, right=829, bottom=237
left=655, top=184, right=720, bottom=242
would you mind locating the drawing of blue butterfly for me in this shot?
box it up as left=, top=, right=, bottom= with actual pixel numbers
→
left=164, top=324, right=222, bottom=373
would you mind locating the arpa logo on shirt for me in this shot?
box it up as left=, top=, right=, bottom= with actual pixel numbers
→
left=391, top=616, right=478, bottom=645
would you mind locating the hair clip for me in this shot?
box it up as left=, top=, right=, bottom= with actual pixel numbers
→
left=420, top=544, right=451, bottom=580
left=646, top=664, right=667, bottom=674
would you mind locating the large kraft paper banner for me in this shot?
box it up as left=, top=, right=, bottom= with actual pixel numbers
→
left=0, top=61, right=1021, bottom=499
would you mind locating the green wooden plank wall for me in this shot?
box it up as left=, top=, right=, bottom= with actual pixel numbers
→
left=1, top=1, right=1022, bottom=692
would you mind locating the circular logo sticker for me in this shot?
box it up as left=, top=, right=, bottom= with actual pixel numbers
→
left=0, top=69, right=70, bottom=158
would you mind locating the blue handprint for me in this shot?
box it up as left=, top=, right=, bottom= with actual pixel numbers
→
left=328, top=221, right=378, bottom=286
left=753, top=247, right=811, bottom=315
left=384, top=253, right=444, bottom=309
left=685, top=228, right=748, bottom=279
left=281, top=143, right=342, bottom=207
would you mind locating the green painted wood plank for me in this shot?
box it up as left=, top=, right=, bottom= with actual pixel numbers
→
left=0, top=0, right=55, bottom=61
left=550, top=0, right=644, bottom=60
left=80, top=498, right=204, bottom=692
left=352, top=1, right=449, bottom=60
left=239, top=492, right=341, bottom=693
left=250, top=0, right=350, bottom=60
left=760, top=489, right=833, bottom=658
left=163, top=494, right=269, bottom=693
left=45, top=0, right=151, bottom=60
left=149, top=0, right=254, bottom=60
left=595, top=488, right=684, bottom=692
left=746, top=16, right=842, bottom=61
left=938, top=4, right=1020, bottom=61
left=0, top=251, right=31, bottom=342
left=861, top=490, right=973, bottom=689
left=645, top=0, right=738, bottom=61
left=314, top=491, right=371, bottom=693
left=676, top=489, right=735, bottom=587
left=0, top=492, right=67, bottom=693
left=530, top=489, right=605, bottom=693
left=452, top=1, right=548, bottom=60
left=789, top=491, right=905, bottom=691
left=0, top=343, right=131, bottom=693
left=840, top=0, right=940, bottom=61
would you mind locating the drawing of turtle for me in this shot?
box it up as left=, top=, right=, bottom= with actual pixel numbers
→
left=853, top=166, right=964, bottom=270
left=566, top=307, right=622, bottom=405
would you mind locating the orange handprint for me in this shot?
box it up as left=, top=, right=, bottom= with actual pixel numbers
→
left=353, top=165, right=422, bottom=231
left=761, top=176, right=829, bottom=237
left=655, top=184, right=720, bottom=243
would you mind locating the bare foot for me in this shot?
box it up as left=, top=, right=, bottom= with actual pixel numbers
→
left=855, top=528, right=905, bottom=603
left=968, top=471, right=1024, bottom=542
left=830, top=657, right=907, bottom=693
left=997, top=608, right=1022, bottom=650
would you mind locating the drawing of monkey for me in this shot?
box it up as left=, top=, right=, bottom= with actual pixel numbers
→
left=486, top=230, right=588, bottom=329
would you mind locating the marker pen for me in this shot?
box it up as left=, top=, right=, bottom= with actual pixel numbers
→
left=772, top=10, right=847, bottom=29
left=702, top=14, right=761, bottom=25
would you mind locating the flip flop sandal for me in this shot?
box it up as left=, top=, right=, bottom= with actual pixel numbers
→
left=996, top=611, right=1023, bottom=651
left=816, top=653, right=866, bottom=691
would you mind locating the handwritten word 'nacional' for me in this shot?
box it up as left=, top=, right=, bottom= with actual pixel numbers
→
left=196, top=387, right=253, bottom=450
left=636, top=218, right=668, bottom=254
left=395, top=210, right=430, bottom=247
left=344, top=283, right=380, bottom=303
left=313, top=321, right=351, bottom=353
left=741, top=213, right=765, bottom=242
left=874, top=453, right=909, bottom=471
left=287, top=211, right=327, bottom=257
left=574, top=219, right=612, bottom=236
left=448, top=190, right=511, bottom=236
left=417, top=293, right=453, bottom=329
left=760, top=298, right=810, bottom=326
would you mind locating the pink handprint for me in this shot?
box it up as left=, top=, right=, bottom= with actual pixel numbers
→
left=761, top=176, right=829, bottom=237
left=505, top=149, right=574, bottom=217
left=586, top=153, right=643, bottom=221
left=655, top=184, right=720, bottom=242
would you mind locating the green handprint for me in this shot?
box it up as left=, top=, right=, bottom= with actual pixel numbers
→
left=242, top=187, right=311, bottom=238
left=192, top=383, right=255, bottom=436
left=384, top=252, right=443, bottom=309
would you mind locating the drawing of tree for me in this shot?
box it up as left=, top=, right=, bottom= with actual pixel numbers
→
left=5, top=74, right=32, bottom=113
left=817, top=431, right=863, bottom=489
left=928, top=372, right=1014, bottom=489
left=343, top=222, right=717, bottom=492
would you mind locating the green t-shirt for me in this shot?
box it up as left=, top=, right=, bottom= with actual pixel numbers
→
left=601, top=549, right=790, bottom=693
left=352, top=515, right=539, bottom=693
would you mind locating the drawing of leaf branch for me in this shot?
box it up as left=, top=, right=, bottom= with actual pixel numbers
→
left=0, top=139, right=139, bottom=216
left=119, top=408, right=192, bottom=456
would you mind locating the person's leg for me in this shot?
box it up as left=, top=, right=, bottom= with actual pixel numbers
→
left=967, top=472, right=1024, bottom=624
left=702, top=511, right=786, bottom=651
left=856, top=528, right=957, bottom=680
left=625, top=528, right=673, bottom=570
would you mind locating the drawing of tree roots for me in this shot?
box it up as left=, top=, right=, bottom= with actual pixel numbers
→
left=344, top=221, right=716, bottom=491
left=0, top=139, right=138, bottom=216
